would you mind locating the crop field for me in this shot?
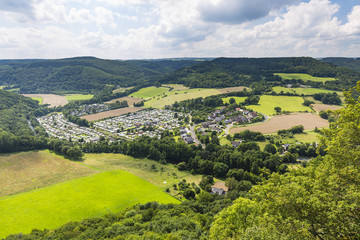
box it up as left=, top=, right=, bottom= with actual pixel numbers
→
left=274, top=73, right=336, bottom=83
left=312, top=103, right=343, bottom=112
left=162, top=84, right=189, bottom=91
left=22, top=94, right=68, bottom=107
left=0, top=170, right=179, bottom=238
left=272, top=86, right=343, bottom=96
left=106, top=96, right=143, bottom=106
left=247, top=95, right=311, bottom=115
left=82, top=153, right=203, bottom=189
left=65, top=94, right=94, bottom=101
left=80, top=107, right=142, bottom=121
left=0, top=150, right=97, bottom=197
left=230, top=113, right=328, bottom=134
left=222, top=96, right=247, bottom=104
left=130, top=86, right=168, bottom=99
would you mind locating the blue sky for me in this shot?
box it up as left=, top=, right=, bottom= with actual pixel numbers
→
left=0, top=0, right=359, bottom=59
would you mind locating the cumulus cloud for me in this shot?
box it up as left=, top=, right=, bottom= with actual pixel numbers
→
left=198, top=0, right=299, bottom=24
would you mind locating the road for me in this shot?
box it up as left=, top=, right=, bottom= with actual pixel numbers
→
left=188, top=115, right=205, bottom=149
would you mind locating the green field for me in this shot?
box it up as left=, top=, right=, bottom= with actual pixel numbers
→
left=162, top=84, right=189, bottom=91
left=0, top=86, right=4, bottom=89
left=222, top=97, right=247, bottom=104
left=144, top=88, right=222, bottom=108
left=65, top=94, right=94, bottom=101
left=247, top=95, right=311, bottom=115
left=0, top=170, right=179, bottom=238
left=130, top=86, right=168, bottom=99
left=30, top=97, right=43, bottom=104
left=274, top=73, right=336, bottom=83
left=272, top=86, right=343, bottom=96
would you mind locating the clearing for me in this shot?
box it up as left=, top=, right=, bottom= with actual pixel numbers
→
left=22, top=94, right=68, bottom=107
left=247, top=95, right=311, bottom=116
left=80, top=107, right=142, bottom=121
left=274, top=73, right=336, bottom=83
left=130, top=86, right=168, bottom=99
left=222, top=96, right=247, bottom=104
left=0, top=150, right=97, bottom=197
left=113, top=87, right=133, bottom=93
left=230, top=113, right=328, bottom=134
left=65, top=94, right=94, bottom=101
left=272, top=86, right=343, bottom=96
left=106, top=96, right=143, bottom=106
left=162, top=84, right=189, bottom=91
left=218, top=86, right=247, bottom=93
left=0, top=170, right=179, bottom=238
left=311, top=104, right=343, bottom=112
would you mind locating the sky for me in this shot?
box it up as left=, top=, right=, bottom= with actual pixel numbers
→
left=0, top=0, right=359, bottom=59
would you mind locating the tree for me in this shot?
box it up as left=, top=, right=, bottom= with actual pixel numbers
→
left=229, top=97, right=236, bottom=104
left=183, top=189, right=196, bottom=200
left=263, top=143, right=277, bottom=154
left=274, top=106, right=282, bottom=114
left=213, top=162, right=229, bottom=178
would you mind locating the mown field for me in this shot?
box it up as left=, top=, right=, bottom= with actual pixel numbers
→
left=130, top=86, right=168, bottom=99
left=311, top=103, right=343, bottom=112
left=65, top=94, right=94, bottom=101
left=274, top=73, right=336, bottom=83
left=106, top=96, right=143, bottom=106
left=272, top=86, right=343, bottom=96
left=0, top=170, right=179, bottom=238
left=0, top=150, right=97, bottom=197
left=80, top=107, right=142, bottom=121
left=247, top=95, right=311, bottom=116
left=22, top=94, right=68, bottom=107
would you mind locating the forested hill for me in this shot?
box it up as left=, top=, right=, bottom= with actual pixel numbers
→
left=321, top=57, right=360, bottom=73
left=162, top=57, right=360, bottom=89
left=0, top=57, right=201, bottom=94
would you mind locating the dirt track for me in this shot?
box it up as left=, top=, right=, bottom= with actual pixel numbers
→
left=230, top=113, right=329, bottom=134
left=80, top=107, right=142, bottom=121
left=22, top=94, right=68, bottom=107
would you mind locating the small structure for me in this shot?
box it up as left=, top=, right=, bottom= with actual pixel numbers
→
left=211, top=187, right=226, bottom=195
left=231, top=140, right=243, bottom=148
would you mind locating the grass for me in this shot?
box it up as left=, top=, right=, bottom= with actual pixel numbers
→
left=162, top=84, right=189, bottom=91
left=247, top=95, right=311, bottom=116
left=0, top=150, right=97, bottom=197
left=144, top=88, right=222, bottom=108
left=130, top=86, right=168, bottom=99
left=82, top=153, right=203, bottom=189
left=0, top=86, right=4, bottom=89
left=272, top=86, right=343, bottom=96
left=222, top=97, right=247, bottom=104
left=0, top=170, right=179, bottom=238
left=113, top=87, right=133, bottom=93
left=65, top=94, right=94, bottom=101
left=30, top=97, right=43, bottom=104
left=219, top=137, right=231, bottom=146
left=274, top=73, right=336, bottom=83
left=293, top=131, right=321, bottom=143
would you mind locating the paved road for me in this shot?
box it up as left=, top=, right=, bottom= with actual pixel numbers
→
left=188, top=115, right=205, bottom=148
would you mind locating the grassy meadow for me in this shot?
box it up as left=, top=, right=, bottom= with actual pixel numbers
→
left=222, top=96, right=247, bottom=104
left=30, top=97, right=43, bottom=104
left=247, top=95, right=311, bottom=115
left=274, top=73, right=336, bottom=83
left=65, top=94, right=94, bottom=101
left=130, top=86, right=168, bottom=99
left=0, top=170, right=179, bottom=238
left=272, top=86, right=343, bottom=96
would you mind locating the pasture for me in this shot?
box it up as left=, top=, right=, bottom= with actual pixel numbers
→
left=106, top=96, right=143, bottom=106
left=222, top=96, right=247, bottom=104
left=82, top=153, right=203, bottom=189
left=274, top=73, right=336, bottom=83
left=130, top=86, right=168, bottom=99
left=22, top=94, right=68, bottom=107
left=230, top=113, right=328, bottom=134
left=0, top=150, right=97, bottom=197
left=247, top=95, right=311, bottom=115
left=311, top=103, right=343, bottom=112
left=0, top=170, right=179, bottom=238
left=272, top=86, right=343, bottom=96
left=113, top=87, right=133, bottom=93
left=80, top=107, right=142, bottom=121
left=30, top=97, right=43, bottom=104
left=162, top=84, right=189, bottom=91
left=65, top=94, right=94, bottom=101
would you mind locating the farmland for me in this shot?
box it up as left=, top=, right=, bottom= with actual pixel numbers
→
left=0, top=170, right=179, bottom=238
left=0, top=150, right=97, bottom=197
left=274, top=73, right=336, bottom=82
left=30, top=97, right=43, bottom=104
left=272, top=86, right=343, bottom=96
left=130, top=86, right=168, bottom=99
left=230, top=113, right=328, bottom=134
left=247, top=95, right=311, bottom=115
left=65, top=94, right=94, bottom=101
left=80, top=106, right=142, bottom=121
left=22, top=94, right=68, bottom=107
left=222, top=96, right=247, bottom=104
left=106, top=96, right=143, bottom=106
left=312, top=103, right=343, bottom=112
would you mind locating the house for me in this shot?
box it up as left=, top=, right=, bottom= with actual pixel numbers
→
left=184, top=136, right=194, bottom=144
left=282, top=144, right=290, bottom=151
left=231, top=140, right=243, bottom=148
left=211, top=187, right=226, bottom=195
left=202, top=122, right=211, bottom=128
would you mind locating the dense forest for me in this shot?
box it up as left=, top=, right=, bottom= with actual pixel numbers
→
left=162, top=57, right=360, bottom=90
left=0, top=58, right=201, bottom=93
left=321, top=57, right=360, bottom=73
left=6, top=83, right=360, bottom=239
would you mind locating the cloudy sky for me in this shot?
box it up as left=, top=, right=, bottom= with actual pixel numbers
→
left=0, top=0, right=359, bottom=59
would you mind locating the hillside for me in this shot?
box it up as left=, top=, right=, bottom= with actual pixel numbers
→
left=162, top=57, right=360, bottom=89
left=321, top=57, right=360, bottom=73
